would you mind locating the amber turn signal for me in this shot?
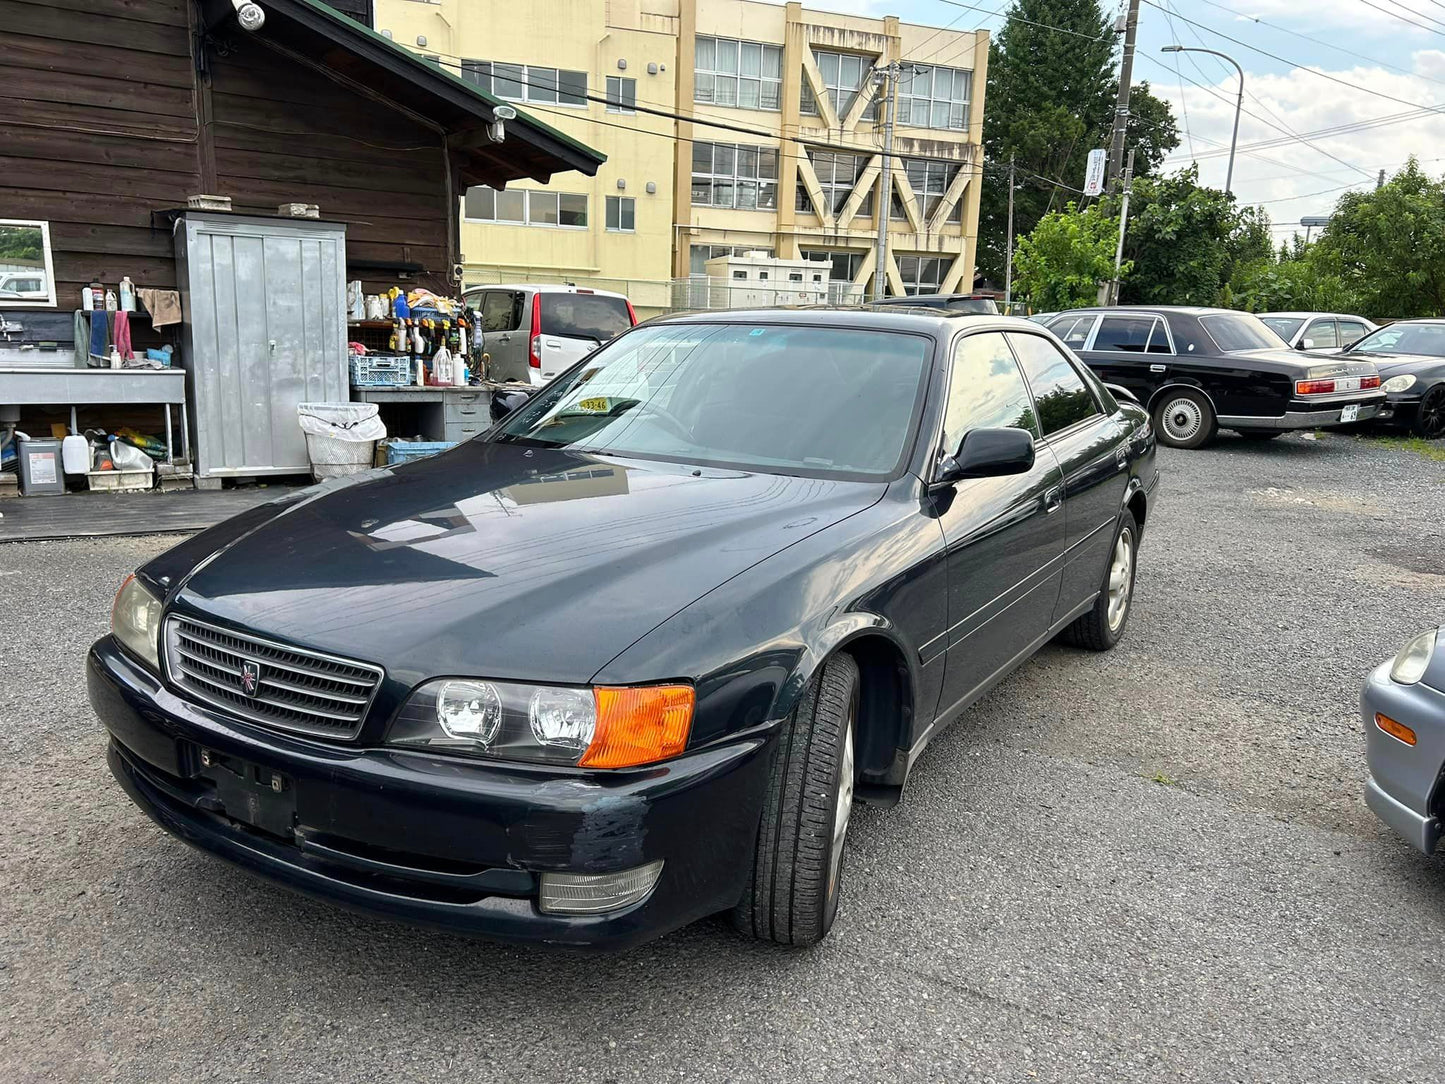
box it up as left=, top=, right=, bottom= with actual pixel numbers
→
left=580, top=685, right=695, bottom=768
left=1375, top=712, right=1417, bottom=747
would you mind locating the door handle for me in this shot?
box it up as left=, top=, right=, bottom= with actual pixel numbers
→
left=1044, top=486, right=1063, bottom=514
left=1115, top=446, right=1129, bottom=469
left=497, top=333, right=511, bottom=342
left=1149, top=363, right=1166, bottom=373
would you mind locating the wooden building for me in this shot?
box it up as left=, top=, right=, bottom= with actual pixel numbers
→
left=2, top=0, right=605, bottom=309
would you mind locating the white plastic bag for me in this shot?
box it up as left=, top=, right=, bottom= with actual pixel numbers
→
left=109, top=439, right=154, bottom=472
left=296, top=402, right=386, bottom=480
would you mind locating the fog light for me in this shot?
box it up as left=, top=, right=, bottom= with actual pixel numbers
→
left=538, top=860, right=664, bottom=916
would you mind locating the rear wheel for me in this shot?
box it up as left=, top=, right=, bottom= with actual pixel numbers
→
left=732, top=652, right=859, bottom=946
left=1152, top=389, right=1217, bottom=449
left=1412, top=385, right=1445, bottom=440
left=1061, top=512, right=1138, bottom=651
left=1234, top=429, right=1282, bottom=441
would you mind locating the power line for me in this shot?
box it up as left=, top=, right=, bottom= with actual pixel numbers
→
left=1369, top=0, right=1445, bottom=35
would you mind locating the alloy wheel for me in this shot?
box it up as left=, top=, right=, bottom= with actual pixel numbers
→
left=1161, top=397, right=1204, bottom=444
left=1107, top=528, right=1134, bottom=633
left=1419, top=386, right=1445, bottom=440
left=827, top=701, right=856, bottom=901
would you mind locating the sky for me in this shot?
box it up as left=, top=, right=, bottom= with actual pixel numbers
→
left=798, top=0, right=1445, bottom=239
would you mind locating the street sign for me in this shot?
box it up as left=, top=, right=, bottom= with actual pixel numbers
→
left=1083, top=149, right=1107, bottom=196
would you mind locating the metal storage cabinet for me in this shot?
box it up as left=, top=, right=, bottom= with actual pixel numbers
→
left=175, top=213, right=348, bottom=481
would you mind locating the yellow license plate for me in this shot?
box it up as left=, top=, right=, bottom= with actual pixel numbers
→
left=577, top=397, right=610, bottom=412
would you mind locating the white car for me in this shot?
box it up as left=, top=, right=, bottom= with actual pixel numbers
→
left=0, top=271, right=49, bottom=301
left=1259, top=311, right=1377, bottom=354
left=461, top=284, right=637, bottom=385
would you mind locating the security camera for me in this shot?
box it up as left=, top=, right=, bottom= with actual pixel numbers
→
left=232, top=0, right=265, bottom=31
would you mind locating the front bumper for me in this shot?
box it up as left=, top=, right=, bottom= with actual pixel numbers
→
left=88, top=638, right=773, bottom=949
left=1361, top=661, right=1445, bottom=854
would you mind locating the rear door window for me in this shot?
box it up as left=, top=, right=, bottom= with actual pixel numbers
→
left=540, top=294, right=634, bottom=342
left=1338, top=320, right=1371, bottom=348
left=1094, top=314, right=1157, bottom=352
left=1006, top=332, right=1101, bottom=437
left=1047, top=314, right=1097, bottom=349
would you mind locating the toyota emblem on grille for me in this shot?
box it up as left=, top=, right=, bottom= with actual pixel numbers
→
left=239, top=660, right=262, bottom=698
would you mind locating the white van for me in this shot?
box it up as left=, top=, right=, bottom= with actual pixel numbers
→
left=462, top=284, right=637, bottom=385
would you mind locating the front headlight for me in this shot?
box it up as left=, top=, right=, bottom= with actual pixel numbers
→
left=1382, top=374, right=1418, bottom=393
left=111, top=574, right=162, bottom=671
left=388, top=679, right=694, bottom=768
left=1390, top=628, right=1438, bottom=685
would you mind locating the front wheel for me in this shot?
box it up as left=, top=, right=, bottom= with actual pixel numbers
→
left=732, top=652, right=859, bottom=946
left=1412, top=385, right=1445, bottom=440
left=1152, top=389, right=1217, bottom=449
left=1060, top=512, right=1138, bottom=651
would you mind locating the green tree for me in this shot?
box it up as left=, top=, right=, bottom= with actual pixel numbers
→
left=979, top=0, right=1179, bottom=283
left=1012, top=201, right=1124, bottom=311
left=1315, top=158, right=1445, bottom=318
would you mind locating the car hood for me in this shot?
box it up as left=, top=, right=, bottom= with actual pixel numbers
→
left=166, top=441, right=884, bottom=686
left=1346, top=351, right=1445, bottom=378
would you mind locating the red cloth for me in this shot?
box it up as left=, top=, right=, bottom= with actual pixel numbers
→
left=113, top=311, right=134, bottom=361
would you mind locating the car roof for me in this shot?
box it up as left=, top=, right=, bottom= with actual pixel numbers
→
left=871, top=293, right=993, bottom=303
left=1258, top=311, right=1370, bottom=319
left=647, top=307, right=1039, bottom=336
left=465, top=283, right=629, bottom=299
left=1052, top=305, right=1238, bottom=317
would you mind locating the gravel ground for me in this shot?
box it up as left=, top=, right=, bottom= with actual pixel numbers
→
left=2, top=431, right=1444, bottom=1083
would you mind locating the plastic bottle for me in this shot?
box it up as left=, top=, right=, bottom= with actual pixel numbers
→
left=81, top=286, right=94, bottom=310
left=104, top=289, right=118, bottom=312
left=119, top=277, right=135, bottom=312
left=89, top=281, right=104, bottom=309
left=62, top=434, right=90, bottom=475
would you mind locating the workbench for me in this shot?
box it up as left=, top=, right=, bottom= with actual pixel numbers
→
left=0, top=366, right=188, bottom=463
left=350, top=382, right=531, bottom=442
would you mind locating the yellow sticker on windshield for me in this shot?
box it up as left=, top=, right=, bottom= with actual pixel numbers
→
left=577, top=397, right=610, bottom=412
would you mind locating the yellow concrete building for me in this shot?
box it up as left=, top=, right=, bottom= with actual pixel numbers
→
left=372, top=0, right=987, bottom=309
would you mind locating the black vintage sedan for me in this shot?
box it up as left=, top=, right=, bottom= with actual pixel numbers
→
left=89, top=311, right=1158, bottom=949
left=1336, top=319, right=1445, bottom=440
left=1048, top=306, right=1386, bottom=448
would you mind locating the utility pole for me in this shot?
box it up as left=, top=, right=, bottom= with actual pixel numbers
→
left=1107, top=0, right=1141, bottom=193
left=1108, top=149, right=1135, bottom=305
left=1377, top=168, right=1386, bottom=189
left=872, top=61, right=901, bottom=301
left=1004, top=155, right=1016, bottom=309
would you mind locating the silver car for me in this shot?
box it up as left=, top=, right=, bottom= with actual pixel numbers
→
left=1259, top=312, right=1377, bottom=354
left=462, top=283, right=636, bottom=385
left=1362, top=625, right=1445, bottom=852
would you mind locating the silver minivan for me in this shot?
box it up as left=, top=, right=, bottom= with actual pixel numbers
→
left=463, top=284, right=637, bottom=385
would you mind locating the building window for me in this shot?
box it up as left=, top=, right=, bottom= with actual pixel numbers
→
left=605, top=76, right=636, bottom=114
left=462, top=61, right=587, bottom=106
left=802, top=249, right=864, bottom=283
left=801, top=50, right=876, bottom=122
left=690, top=244, right=774, bottom=274
left=890, top=158, right=961, bottom=222
left=897, top=254, right=948, bottom=295
left=694, top=36, right=783, bottom=110
left=605, top=195, right=635, bottom=231
left=465, top=187, right=588, bottom=228
left=896, top=64, right=971, bottom=130
left=691, top=141, right=779, bottom=209
left=797, top=150, right=873, bottom=217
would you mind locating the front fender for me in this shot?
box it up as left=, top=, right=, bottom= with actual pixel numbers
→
left=771, top=612, right=916, bottom=723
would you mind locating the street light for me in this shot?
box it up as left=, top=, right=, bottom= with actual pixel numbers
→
left=1162, top=44, right=1244, bottom=197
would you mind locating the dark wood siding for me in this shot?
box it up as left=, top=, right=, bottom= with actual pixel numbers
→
left=1, top=0, right=202, bottom=307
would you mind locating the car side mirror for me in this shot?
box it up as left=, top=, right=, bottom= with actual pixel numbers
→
left=1298, top=339, right=1312, bottom=350
left=934, top=427, right=1035, bottom=488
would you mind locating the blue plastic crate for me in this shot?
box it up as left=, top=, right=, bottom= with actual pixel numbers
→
left=386, top=440, right=457, bottom=465
left=349, top=355, right=413, bottom=387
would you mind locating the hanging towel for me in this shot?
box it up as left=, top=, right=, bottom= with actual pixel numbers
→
left=113, top=311, right=134, bottom=362
left=136, top=288, right=182, bottom=327
left=89, top=310, right=108, bottom=363
left=73, top=309, right=89, bottom=367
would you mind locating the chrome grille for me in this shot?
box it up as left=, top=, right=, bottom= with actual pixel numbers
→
left=164, top=617, right=383, bottom=740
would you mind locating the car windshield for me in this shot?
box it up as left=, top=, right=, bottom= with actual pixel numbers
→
left=493, top=322, right=932, bottom=479
left=1260, top=316, right=1304, bottom=341
left=1199, top=312, right=1288, bottom=352
left=539, top=293, right=633, bottom=342
left=1348, top=322, right=1445, bottom=357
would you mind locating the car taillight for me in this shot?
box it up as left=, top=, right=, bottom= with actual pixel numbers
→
left=1361, top=375, right=1381, bottom=389
left=625, top=299, right=638, bottom=325
left=1296, top=379, right=1336, bottom=395
left=529, top=296, right=542, bottom=368
left=1296, top=374, right=1381, bottom=395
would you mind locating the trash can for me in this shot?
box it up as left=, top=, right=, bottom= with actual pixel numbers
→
left=296, top=403, right=387, bottom=481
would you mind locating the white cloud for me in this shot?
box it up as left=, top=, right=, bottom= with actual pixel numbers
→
left=1224, top=0, right=1431, bottom=33
left=1155, top=58, right=1445, bottom=228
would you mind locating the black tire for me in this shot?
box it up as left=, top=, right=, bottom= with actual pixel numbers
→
left=1234, top=429, right=1283, bottom=441
left=1412, top=384, right=1445, bottom=440
left=1151, top=389, right=1217, bottom=449
left=732, top=652, right=859, bottom=946
left=1060, top=511, right=1139, bottom=651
